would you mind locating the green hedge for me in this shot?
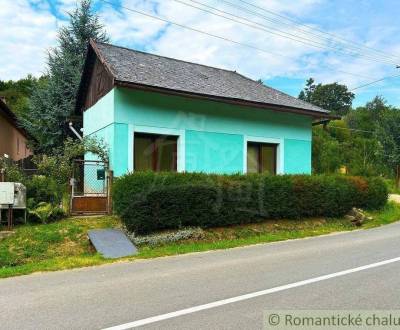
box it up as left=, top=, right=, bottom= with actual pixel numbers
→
left=113, top=172, right=388, bottom=234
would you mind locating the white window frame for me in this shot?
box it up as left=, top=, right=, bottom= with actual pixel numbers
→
left=243, top=136, right=284, bottom=174
left=128, top=125, right=185, bottom=172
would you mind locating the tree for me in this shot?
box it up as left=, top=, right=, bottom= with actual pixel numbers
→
left=365, top=96, right=390, bottom=122
left=299, top=78, right=355, bottom=116
left=375, top=107, right=400, bottom=182
left=346, top=96, right=397, bottom=175
left=312, top=126, right=342, bottom=173
left=0, top=75, right=45, bottom=118
left=298, top=78, right=316, bottom=103
left=24, top=0, right=108, bottom=153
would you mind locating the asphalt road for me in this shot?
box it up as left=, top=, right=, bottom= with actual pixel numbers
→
left=2, top=222, right=400, bottom=330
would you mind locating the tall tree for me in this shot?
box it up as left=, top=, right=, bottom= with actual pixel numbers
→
left=24, top=0, right=108, bottom=153
left=312, top=126, right=342, bottom=173
left=299, top=78, right=355, bottom=116
left=369, top=98, right=400, bottom=181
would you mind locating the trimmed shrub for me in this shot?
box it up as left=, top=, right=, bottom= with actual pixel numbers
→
left=113, top=172, right=388, bottom=234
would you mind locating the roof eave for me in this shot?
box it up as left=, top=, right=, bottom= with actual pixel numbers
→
left=0, top=100, right=31, bottom=138
left=114, top=80, right=336, bottom=120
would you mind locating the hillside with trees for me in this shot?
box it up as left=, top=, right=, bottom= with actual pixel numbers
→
left=300, top=79, right=400, bottom=181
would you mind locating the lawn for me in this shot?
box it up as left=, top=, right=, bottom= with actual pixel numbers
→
left=0, top=216, right=121, bottom=278
left=1, top=202, right=400, bottom=278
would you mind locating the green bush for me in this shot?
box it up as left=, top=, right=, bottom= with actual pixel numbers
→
left=28, top=202, right=66, bottom=224
left=0, top=157, right=26, bottom=183
left=113, top=172, right=388, bottom=234
left=26, top=175, right=63, bottom=208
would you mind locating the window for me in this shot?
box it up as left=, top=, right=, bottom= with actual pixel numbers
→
left=134, top=133, right=178, bottom=172
left=247, top=142, right=277, bottom=174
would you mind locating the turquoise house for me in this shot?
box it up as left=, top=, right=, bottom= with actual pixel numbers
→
left=76, top=40, right=333, bottom=177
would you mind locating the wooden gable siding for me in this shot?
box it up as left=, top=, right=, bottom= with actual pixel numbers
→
left=84, top=56, right=114, bottom=110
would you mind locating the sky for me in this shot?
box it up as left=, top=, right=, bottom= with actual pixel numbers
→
left=1, top=0, right=400, bottom=107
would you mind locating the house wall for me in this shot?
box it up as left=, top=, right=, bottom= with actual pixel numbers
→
left=84, top=87, right=313, bottom=176
left=0, top=112, right=32, bottom=161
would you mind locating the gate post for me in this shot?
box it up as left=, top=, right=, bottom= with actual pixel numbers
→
left=107, top=170, right=113, bottom=215
left=69, top=177, right=75, bottom=216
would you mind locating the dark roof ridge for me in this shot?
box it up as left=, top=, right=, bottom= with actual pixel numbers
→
left=232, top=71, right=328, bottom=113
left=94, top=40, right=239, bottom=75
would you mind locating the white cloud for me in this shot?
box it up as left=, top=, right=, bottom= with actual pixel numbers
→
left=100, top=1, right=167, bottom=44
left=1, top=0, right=399, bottom=106
left=98, top=0, right=399, bottom=91
left=57, top=0, right=79, bottom=16
left=99, top=0, right=322, bottom=81
left=0, top=0, right=58, bottom=80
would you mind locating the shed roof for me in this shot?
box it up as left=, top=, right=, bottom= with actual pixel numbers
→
left=0, top=98, right=29, bottom=138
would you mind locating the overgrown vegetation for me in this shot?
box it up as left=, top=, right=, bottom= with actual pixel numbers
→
left=0, top=136, right=108, bottom=222
left=299, top=79, right=400, bottom=179
left=0, top=1, right=110, bottom=220
left=1, top=202, right=399, bottom=278
left=113, top=172, right=388, bottom=234
left=32, top=137, right=108, bottom=186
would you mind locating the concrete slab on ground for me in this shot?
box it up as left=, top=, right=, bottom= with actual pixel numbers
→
left=88, top=229, right=138, bottom=258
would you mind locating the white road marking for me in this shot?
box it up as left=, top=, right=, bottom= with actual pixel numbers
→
left=103, top=256, right=400, bottom=330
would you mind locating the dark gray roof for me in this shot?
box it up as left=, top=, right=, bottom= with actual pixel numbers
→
left=94, top=41, right=329, bottom=115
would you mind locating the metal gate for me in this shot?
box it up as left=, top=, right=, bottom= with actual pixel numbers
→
left=70, top=160, right=112, bottom=215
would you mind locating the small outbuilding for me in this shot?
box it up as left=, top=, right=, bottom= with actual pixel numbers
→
left=0, top=97, right=32, bottom=161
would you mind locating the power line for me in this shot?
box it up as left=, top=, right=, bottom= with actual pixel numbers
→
left=220, top=0, right=400, bottom=65
left=99, top=0, right=386, bottom=81
left=350, top=74, right=400, bottom=91
left=235, top=0, right=400, bottom=64
left=172, top=0, right=399, bottom=66
left=98, top=0, right=307, bottom=61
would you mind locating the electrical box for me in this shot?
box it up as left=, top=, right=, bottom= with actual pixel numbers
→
left=13, top=183, right=27, bottom=209
left=0, top=182, right=26, bottom=208
left=0, top=182, right=14, bottom=205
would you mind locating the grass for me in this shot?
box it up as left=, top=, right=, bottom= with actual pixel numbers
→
left=1, top=202, right=400, bottom=278
left=0, top=216, right=120, bottom=278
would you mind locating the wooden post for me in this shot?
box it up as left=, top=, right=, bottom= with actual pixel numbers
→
left=107, top=170, right=113, bottom=215
left=69, top=178, right=75, bottom=216
left=7, top=206, right=13, bottom=231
